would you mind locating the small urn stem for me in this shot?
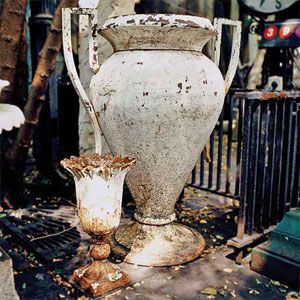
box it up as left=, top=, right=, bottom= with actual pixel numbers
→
left=90, top=237, right=111, bottom=261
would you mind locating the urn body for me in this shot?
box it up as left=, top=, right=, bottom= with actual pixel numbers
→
left=91, top=50, right=225, bottom=224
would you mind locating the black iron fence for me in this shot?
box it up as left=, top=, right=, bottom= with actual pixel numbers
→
left=189, top=90, right=300, bottom=254
left=189, top=90, right=242, bottom=198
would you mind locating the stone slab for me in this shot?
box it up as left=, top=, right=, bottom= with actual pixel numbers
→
left=0, top=245, right=19, bottom=300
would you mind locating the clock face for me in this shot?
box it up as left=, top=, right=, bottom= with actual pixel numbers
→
left=240, top=0, right=298, bottom=14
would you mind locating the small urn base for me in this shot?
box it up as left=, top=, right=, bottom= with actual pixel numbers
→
left=115, top=221, right=205, bottom=266
left=72, top=242, right=130, bottom=297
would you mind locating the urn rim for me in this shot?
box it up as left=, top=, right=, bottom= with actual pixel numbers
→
left=101, top=14, right=216, bottom=34
left=99, top=14, right=216, bottom=52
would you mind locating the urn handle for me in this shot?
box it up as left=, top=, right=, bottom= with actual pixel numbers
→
left=213, top=18, right=242, bottom=94
left=62, top=7, right=102, bottom=154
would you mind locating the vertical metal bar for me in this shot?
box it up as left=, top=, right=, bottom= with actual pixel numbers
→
left=291, top=103, right=300, bottom=207
left=271, top=101, right=286, bottom=224
left=216, top=106, right=225, bottom=191
left=255, top=102, right=269, bottom=231
left=225, top=96, right=233, bottom=194
left=289, top=101, right=298, bottom=208
left=208, top=130, right=215, bottom=189
left=279, top=101, right=293, bottom=218
left=235, top=97, right=243, bottom=197
left=237, top=99, right=251, bottom=239
left=263, top=101, right=277, bottom=229
left=200, top=152, right=205, bottom=187
left=246, top=101, right=261, bottom=234
left=191, top=166, right=196, bottom=185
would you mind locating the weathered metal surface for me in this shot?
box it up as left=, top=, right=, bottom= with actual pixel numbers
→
left=71, top=240, right=130, bottom=297
left=100, top=14, right=216, bottom=52
left=115, top=222, right=205, bottom=267
left=62, top=9, right=241, bottom=266
left=61, top=153, right=135, bottom=235
left=62, top=8, right=102, bottom=154
left=234, top=90, right=300, bottom=100
left=251, top=208, right=300, bottom=289
left=216, top=92, right=300, bottom=260
left=61, top=154, right=134, bottom=297
left=190, top=91, right=300, bottom=260
left=213, top=18, right=242, bottom=94
left=0, top=206, right=81, bottom=263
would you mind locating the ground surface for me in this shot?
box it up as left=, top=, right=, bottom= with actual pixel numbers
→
left=0, top=186, right=299, bottom=300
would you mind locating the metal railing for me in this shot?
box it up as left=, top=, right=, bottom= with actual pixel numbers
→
left=189, top=90, right=242, bottom=198
left=189, top=90, right=300, bottom=254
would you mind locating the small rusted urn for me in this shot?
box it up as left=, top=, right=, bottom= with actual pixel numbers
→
left=61, top=153, right=135, bottom=297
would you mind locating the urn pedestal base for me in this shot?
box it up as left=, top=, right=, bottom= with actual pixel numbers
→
left=71, top=242, right=130, bottom=297
left=115, top=222, right=205, bottom=266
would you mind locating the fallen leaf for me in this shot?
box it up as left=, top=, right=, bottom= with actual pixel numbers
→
left=286, top=291, right=299, bottom=299
left=230, top=290, right=236, bottom=298
left=77, top=296, right=89, bottom=300
left=248, top=288, right=260, bottom=295
left=174, top=265, right=185, bottom=271
left=35, top=273, right=45, bottom=281
left=0, top=213, right=6, bottom=219
left=201, top=287, right=217, bottom=296
left=271, top=280, right=280, bottom=287
left=223, top=268, right=233, bottom=273
left=199, top=219, right=207, bottom=224
left=217, top=288, right=228, bottom=297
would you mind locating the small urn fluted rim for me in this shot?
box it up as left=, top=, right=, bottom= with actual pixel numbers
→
left=61, top=153, right=136, bottom=180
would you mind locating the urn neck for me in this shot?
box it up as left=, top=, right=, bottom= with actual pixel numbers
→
left=99, top=14, right=216, bottom=52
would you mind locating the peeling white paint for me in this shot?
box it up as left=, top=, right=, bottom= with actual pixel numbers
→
left=62, top=11, right=241, bottom=266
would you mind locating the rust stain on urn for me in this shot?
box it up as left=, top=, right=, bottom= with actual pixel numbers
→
left=174, top=19, right=201, bottom=28
left=177, top=83, right=183, bottom=93
left=127, top=19, right=135, bottom=24
left=91, top=24, right=97, bottom=38
left=146, top=16, right=171, bottom=27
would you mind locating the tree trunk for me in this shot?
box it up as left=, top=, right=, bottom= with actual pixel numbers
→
left=0, top=0, right=27, bottom=104
left=3, top=0, right=78, bottom=206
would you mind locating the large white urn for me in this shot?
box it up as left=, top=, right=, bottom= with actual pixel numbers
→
left=62, top=8, right=241, bottom=266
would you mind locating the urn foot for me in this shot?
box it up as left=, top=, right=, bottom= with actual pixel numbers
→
left=115, top=222, right=205, bottom=266
left=71, top=243, right=130, bottom=297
